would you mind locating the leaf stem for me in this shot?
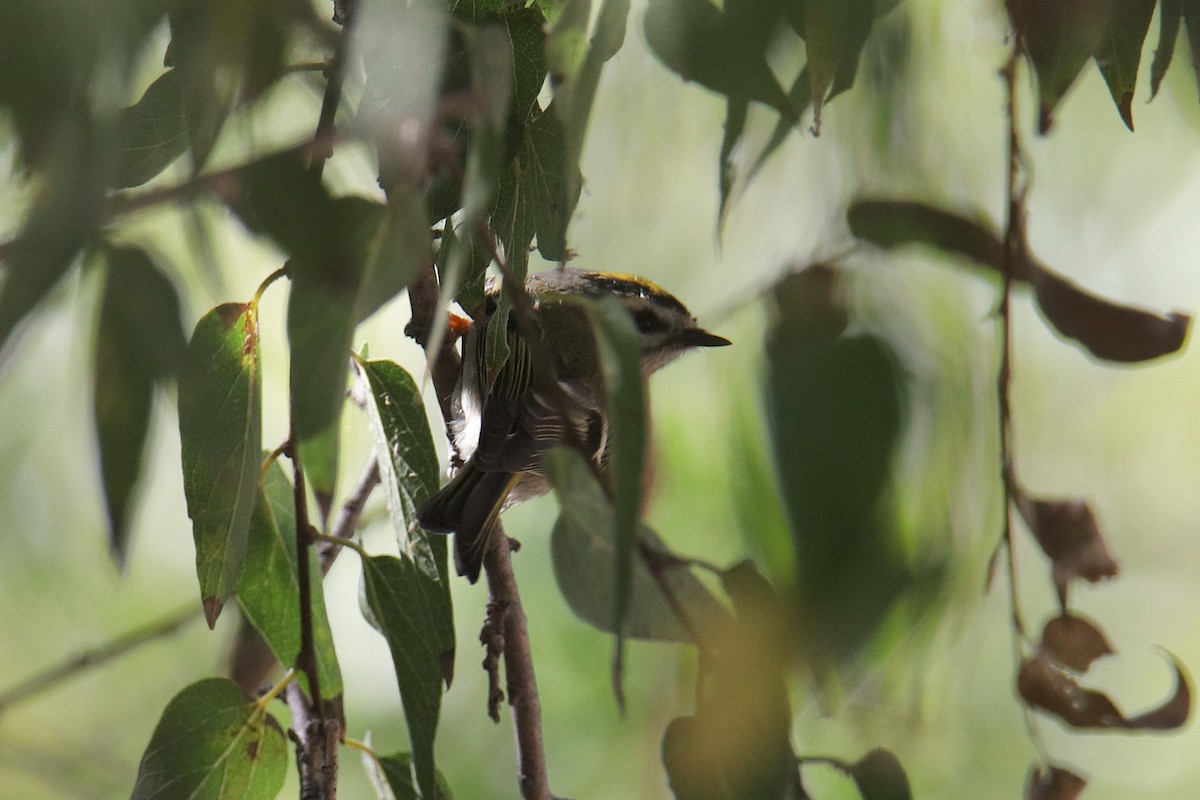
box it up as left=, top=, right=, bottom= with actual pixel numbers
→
left=313, top=532, right=368, bottom=560
left=255, top=669, right=297, bottom=712
left=252, top=267, right=289, bottom=308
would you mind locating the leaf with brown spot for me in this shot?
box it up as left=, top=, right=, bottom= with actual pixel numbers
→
left=1013, top=492, right=1118, bottom=607
left=1041, top=614, right=1114, bottom=673
left=1092, top=0, right=1156, bottom=130
left=1026, top=764, right=1087, bottom=800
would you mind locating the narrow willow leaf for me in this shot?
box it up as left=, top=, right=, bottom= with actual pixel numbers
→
left=130, top=678, right=286, bottom=800
left=717, top=97, right=748, bottom=230
left=505, top=6, right=548, bottom=121
left=356, top=357, right=454, bottom=680
left=94, top=245, right=186, bottom=564
left=802, top=0, right=878, bottom=126
left=1007, top=0, right=1120, bottom=132
left=236, top=459, right=343, bottom=699
left=543, top=447, right=728, bottom=641
left=0, top=126, right=104, bottom=358
left=765, top=267, right=907, bottom=663
left=356, top=359, right=448, bottom=572
left=113, top=68, right=188, bottom=188
left=1093, top=0, right=1156, bottom=130
left=179, top=302, right=262, bottom=627
left=374, top=752, right=456, bottom=800
left=644, top=0, right=793, bottom=117
left=1151, top=0, right=1182, bottom=98
left=361, top=556, right=450, bottom=800
left=553, top=0, right=630, bottom=211
left=586, top=296, right=646, bottom=647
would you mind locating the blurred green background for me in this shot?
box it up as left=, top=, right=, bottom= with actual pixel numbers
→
left=3, top=0, right=1200, bottom=798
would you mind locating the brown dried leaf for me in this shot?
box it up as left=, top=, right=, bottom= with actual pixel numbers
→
left=1014, top=492, right=1118, bottom=607
left=1030, top=268, right=1191, bottom=364
left=1041, top=614, right=1114, bottom=673
left=1017, top=654, right=1123, bottom=729
left=1026, top=764, right=1087, bottom=800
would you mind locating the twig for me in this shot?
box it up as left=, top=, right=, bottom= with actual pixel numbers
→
left=0, top=605, right=198, bottom=715
left=406, top=260, right=553, bottom=800
left=483, top=532, right=551, bottom=800
left=481, top=599, right=507, bottom=723
left=318, top=458, right=381, bottom=574
left=286, top=682, right=341, bottom=800
left=1000, top=48, right=1049, bottom=762
left=998, top=50, right=1027, bottom=644
left=308, top=0, right=358, bottom=177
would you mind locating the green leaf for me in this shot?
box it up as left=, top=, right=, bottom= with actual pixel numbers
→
left=230, top=151, right=336, bottom=259
left=1007, top=0, right=1120, bottom=133
left=506, top=6, right=549, bottom=120
left=1181, top=0, right=1200, bottom=101
left=585, top=296, right=646, bottom=647
left=94, top=244, right=186, bottom=564
left=236, top=459, right=343, bottom=700
left=1151, top=0, right=1181, bottom=98
left=552, top=0, right=630, bottom=216
left=546, top=0, right=591, bottom=89
left=0, top=126, right=104, bottom=358
left=113, top=69, right=189, bottom=188
left=543, top=447, right=727, bottom=641
left=179, top=302, right=263, bottom=627
left=493, top=103, right=579, bottom=266
left=361, top=556, right=451, bottom=800
left=764, top=268, right=907, bottom=663
left=356, top=359, right=454, bottom=741
left=717, top=97, right=748, bottom=230
left=373, top=752, right=456, bottom=800
left=286, top=195, right=432, bottom=517
left=644, top=0, right=793, bottom=117
left=356, top=359, right=448, bottom=572
left=800, top=0, right=878, bottom=125
left=130, top=678, right=287, bottom=800
left=1093, top=0, right=1156, bottom=130
left=662, top=561, right=796, bottom=800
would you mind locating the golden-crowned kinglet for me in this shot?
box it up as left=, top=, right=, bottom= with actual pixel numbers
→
left=418, top=268, right=730, bottom=582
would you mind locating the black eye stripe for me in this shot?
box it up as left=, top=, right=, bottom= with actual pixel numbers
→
left=633, top=308, right=663, bottom=333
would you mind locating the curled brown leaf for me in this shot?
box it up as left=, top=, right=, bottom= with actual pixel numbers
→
left=1040, top=614, right=1114, bottom=673
left=1026, top=764, right=1087, bottom=800
left=1018, top=651, right=1192, bottom=731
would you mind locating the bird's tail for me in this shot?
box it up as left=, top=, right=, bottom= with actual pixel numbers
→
left=418, top=462, right=518, bottom=583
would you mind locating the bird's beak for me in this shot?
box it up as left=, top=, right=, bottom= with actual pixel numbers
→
left=679, top=328, right=732, bottom=348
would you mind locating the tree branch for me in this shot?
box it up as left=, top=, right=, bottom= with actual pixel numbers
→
left=318, top=457, right=381, bottom=575
left=0, top=605, right=198, bottom=715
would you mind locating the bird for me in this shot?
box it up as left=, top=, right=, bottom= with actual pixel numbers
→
left=417, top=268, right=731, bottom=582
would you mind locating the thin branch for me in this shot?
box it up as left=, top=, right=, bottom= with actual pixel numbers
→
left=308, top=0, right=358, bottom=177
left=998, top=49, right=1027, bottom=644
left=318, top=457, right=381, bottom=574
left=1000, top=48, right=1049, bottom=763
left=0, top=605, right=198, bottom=715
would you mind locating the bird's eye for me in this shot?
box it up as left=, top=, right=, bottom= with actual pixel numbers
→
left=633, top=309, right=663, bottom=334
